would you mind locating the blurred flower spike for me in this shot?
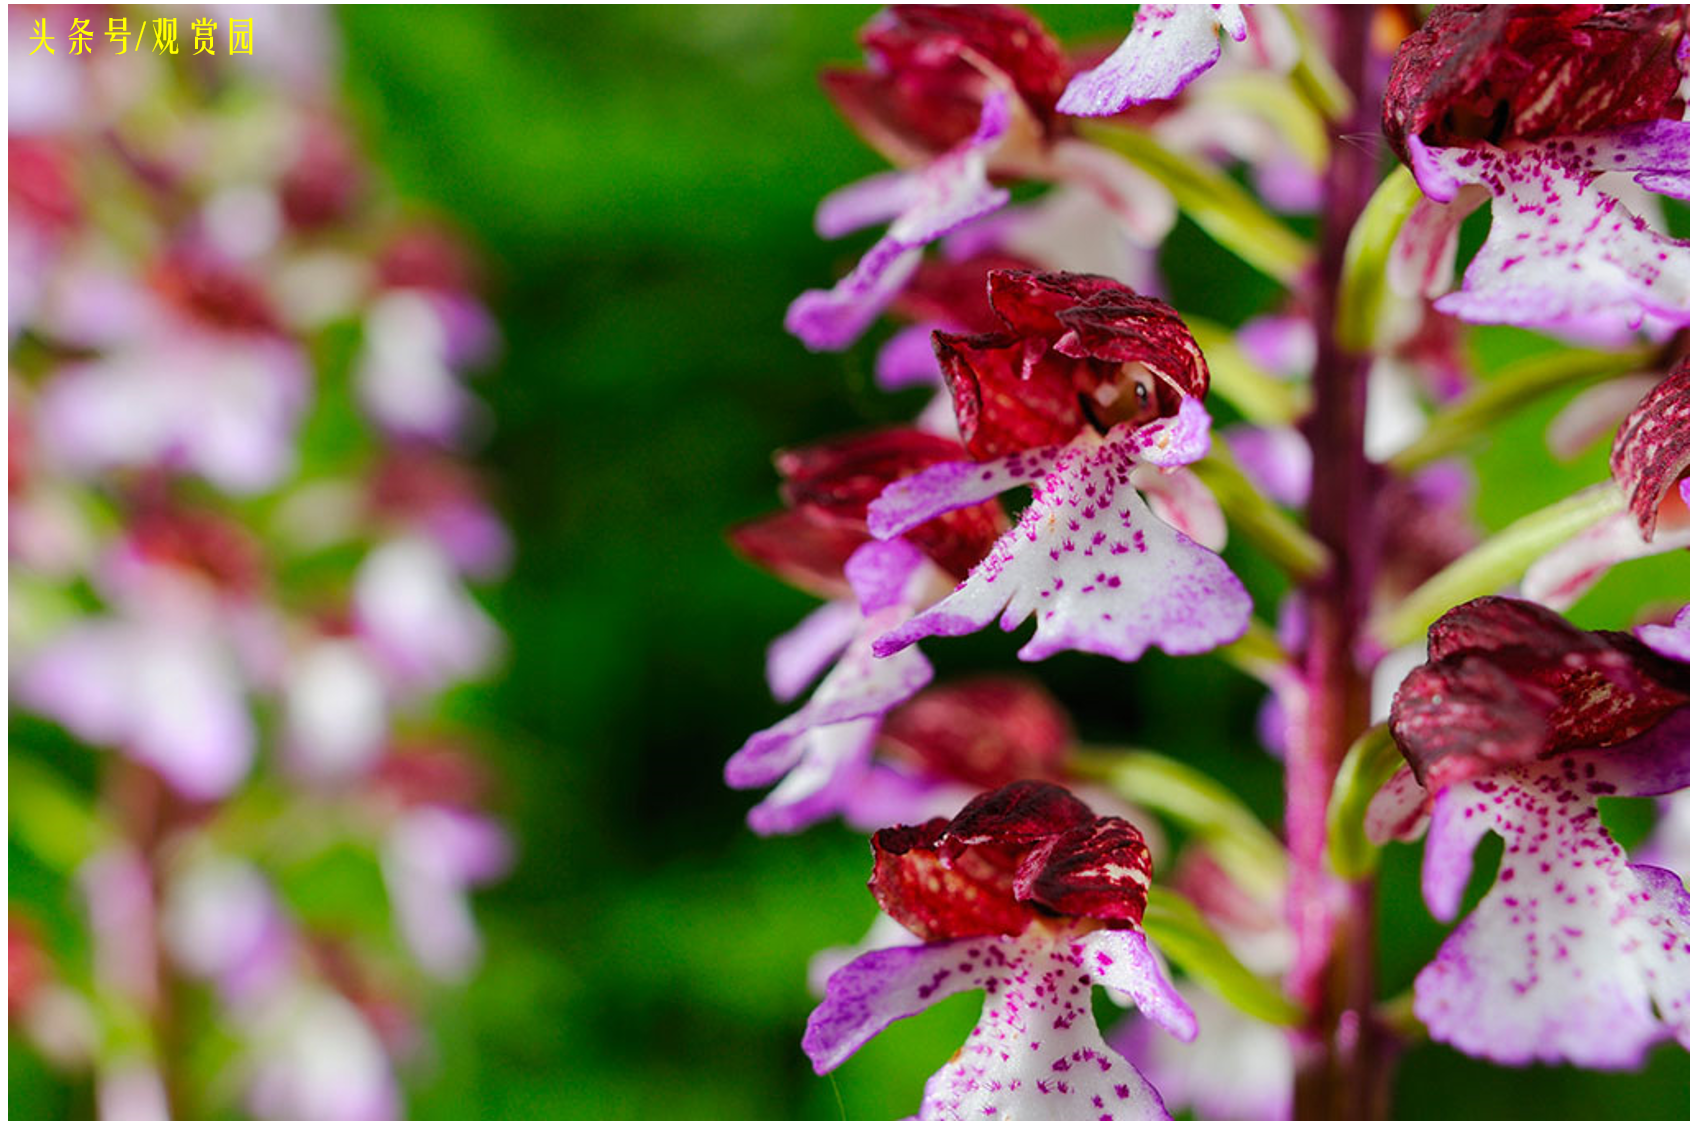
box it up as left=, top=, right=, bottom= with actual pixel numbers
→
left=806, top=781, right=1196, bottom=1121
left=8, top=9, right=510, bottom=1120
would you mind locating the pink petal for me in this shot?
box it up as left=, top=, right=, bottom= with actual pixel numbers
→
left=875, top=323, right=945, bottom=391
left=766, top=600, right=861, bottom=704
left=1638, top=606, right=1690, bottom=665
left=1132, top=462, right=1228, bottom=552
left=1522, top=511, right=1690, bottom=611
left=1224, top=423, right=1310, bottom=508
left=788, top=94, right=1013, bottom=351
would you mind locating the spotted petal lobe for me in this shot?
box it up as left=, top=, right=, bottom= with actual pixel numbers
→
left=1415, top=737, right=1690, bottom=1067
left=1413, top=142, right=1690, bottom=334
left=1056, top=4, right=1247, bottom=117
left=868, top=447, right=1064, bottom=541
left=914, top=933, right=1177, bottom=1121
left=875, top=431, right=1251, bottom=664
left=1080, top=927, right=1198, bottom=1043
left=803, top=936, right=1000, bottom=1075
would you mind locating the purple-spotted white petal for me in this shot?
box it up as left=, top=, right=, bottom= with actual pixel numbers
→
left=1410, top=142, right=1690, bottom=334
left=875, top=430, right=1251, bottom=664
left=1413, top=717, right=1690, bottom=1067
left=806, top=929, right=1190, bottom=1121
left=868, top=446, right=1064, bottom=542
left=1057, top=4, right=1247, bottom=116
left=787, top=94, right=1013, bottom=351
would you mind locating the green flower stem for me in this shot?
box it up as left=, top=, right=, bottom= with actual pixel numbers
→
left=1283, top=5, right=1354, bottom=122
left=1217, top=616, right=1291, bottom=685
left=1073, top=747, right=1287, bottom=896
left=1325, top=724, right=1406, bottom=882
left=1376, top=988, right=1428, bottom=1043
left=1186, top=316, right=1308, bottom=426
left=1334, top=165, right=1422, bottom=352
left=1371, top=481, right=1626, bottom=649
left=9, top=756, right=109, bottom=873
left=1144, top=888, right=1305, bottom=1026
left=1076, top=122, right=1313, bottom=285
left=1389, top=346, right=1653, bottom=473
left=1194, top=436, right=1331, bottom=583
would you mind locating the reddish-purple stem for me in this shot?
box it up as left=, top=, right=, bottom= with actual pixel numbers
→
left=1290, top=7, right=1389, bottom=1120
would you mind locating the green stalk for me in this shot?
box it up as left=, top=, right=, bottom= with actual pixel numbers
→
left=1389, top=347, right=1652, bottom=472
left=1371, top=482, right=1625, bottom=648
left=1077, top=122, right=1313, bottom=285
left=1333, top=166, right=1422, bottom=352
left=1194, top=435, right=1330, bottom=583
left=1326, top=724, right=1406, bottom=881
left=1187, top=316, right=1308, bottom=426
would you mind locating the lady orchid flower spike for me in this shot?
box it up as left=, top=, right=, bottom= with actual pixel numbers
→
left=1382, top=5, right=1690, bottom=337
left=867, top=269, right=1250, bottom=663
left=1374, top=596, right=1690, bottom=1067
left=788, top=6, right=1177, bottom=351
left=725, top=429, right=1007, bottom=834
left=806, top=780, right=1196, bottom=1121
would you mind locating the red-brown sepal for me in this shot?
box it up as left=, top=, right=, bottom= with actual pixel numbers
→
left=1610, top=356, right=1690, bottom=542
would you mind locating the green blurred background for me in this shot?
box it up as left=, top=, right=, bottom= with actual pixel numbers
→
left=22, top=6, right=1690, bottom=1119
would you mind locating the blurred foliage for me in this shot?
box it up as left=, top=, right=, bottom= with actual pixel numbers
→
left=14, top=7, right=1688, bottom=1120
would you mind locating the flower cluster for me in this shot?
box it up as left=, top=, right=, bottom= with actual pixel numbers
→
left=739, top=6, right=1690, bottom=1121
left=9, top=11, right=508, bottom=1120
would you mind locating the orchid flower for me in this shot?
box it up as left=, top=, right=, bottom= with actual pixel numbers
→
left=1377, top=596, right=1690, bottom=1066
left=866, top=269, right=1250, bottom=663
left=1382, top=6, right=1690, bottom=339
left=806, top=780, right=1197, bottom=1121
left=789, top=6, right=1176, bottom=352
